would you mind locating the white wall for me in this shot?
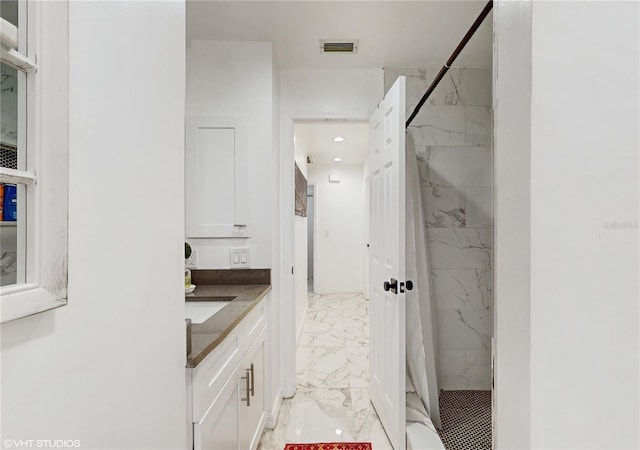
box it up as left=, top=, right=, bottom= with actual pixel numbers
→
left=493, top=1, right=531, bottom=447
left=362, top=162, right=370, bottom=299
left=1, top=2, right=186, bottom=448
left=186, top=41, right=273, bottom=269
left=495, top=1, right=639, bottom=448
left=308, top=164, right=365, bottom=293
left=266, top=57, right=283, bottom=426
left=281, top=69, right=383, bottom=118
left=529, top=2, right=638, bottom=448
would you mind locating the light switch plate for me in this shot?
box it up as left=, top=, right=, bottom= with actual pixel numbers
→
left=229, top=248, right=250, bottom=269
left=186, top=249, right=198, bottom=269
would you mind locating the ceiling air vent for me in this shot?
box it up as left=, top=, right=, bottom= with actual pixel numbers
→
left=320, top=39, right=359, bottom=54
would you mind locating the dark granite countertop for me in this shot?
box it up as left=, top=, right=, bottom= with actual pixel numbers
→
left=186, top=284, right=271, bottom=368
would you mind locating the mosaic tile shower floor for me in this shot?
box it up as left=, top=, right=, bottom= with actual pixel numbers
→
left=437, top=390, right=492, bottom=450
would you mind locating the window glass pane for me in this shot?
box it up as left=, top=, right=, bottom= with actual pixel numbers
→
left=0, top=0, right=18, bottom=27
left=1, top=183, right=19, bottom=286
left=1, top=62, right=18, bottom=169
left=0, top=61, right=24, bottom=287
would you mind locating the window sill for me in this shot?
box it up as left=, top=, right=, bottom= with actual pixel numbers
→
left=0, top=285, right=67, bottom=323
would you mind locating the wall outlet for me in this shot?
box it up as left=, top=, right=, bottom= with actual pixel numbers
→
left=186, top=249, right=198, bottom=269
left=229, top=248, right=250, bottom=269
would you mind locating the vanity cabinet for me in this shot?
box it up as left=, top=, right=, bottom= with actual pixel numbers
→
left=242, top=328, right=266, bottom=450
left=188, top=295, right=267, bottom=450
left=194, top=370, right=242, bottom=449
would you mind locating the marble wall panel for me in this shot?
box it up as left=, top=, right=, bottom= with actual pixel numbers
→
left=422, top=186, right=466, bottom=228
left=427, top=228, right=492, bottom=270
left=437, top=308, right=492, bottom=352
left=466, top=106, right=492, bottom=147
left=431, top=68, right=492, bottom=107
left=384, top=67, right=427, bottom=114
left=465, top=187, right=492, bottom=227
left=457, top=69, right=493, bottom=107
left=466, top=267, right=493, bottom=312
left=427, top=147, right=492, bottom=187
left=411, top=106, right=466, bottom=146
left=432, top=267, right=493, bottom=311
left=439, top=349, right=491, bottom=390
left=432, top=268, right=468, bottom=309
left=462, top=349, right=492, bottom=390
left=386, top=66, right=493, bottom=391
left=422, top=67, right=461, bottom=106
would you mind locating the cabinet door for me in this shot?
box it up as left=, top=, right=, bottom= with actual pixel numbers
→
left=185, top=116, right=249, bottom=238
left=194, top=373, right=241, bottom=450
left=242, top=327, right=267, bottom=450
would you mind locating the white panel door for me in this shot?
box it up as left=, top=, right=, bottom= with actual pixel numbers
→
left=369, top=76, right=406, bottom=450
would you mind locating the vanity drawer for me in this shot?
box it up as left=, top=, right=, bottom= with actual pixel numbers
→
left=191, top=331, right=242, bottom=423
left=242, top=297, right=266, bottom=349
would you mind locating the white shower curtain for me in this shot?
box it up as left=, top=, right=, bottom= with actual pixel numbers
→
left=405, top=132, right=441, bottom=429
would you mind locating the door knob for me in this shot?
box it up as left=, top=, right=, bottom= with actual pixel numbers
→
left=383, top=278, right=398, bottom=294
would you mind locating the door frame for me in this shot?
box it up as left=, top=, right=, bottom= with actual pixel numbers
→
left=280, top=113, right=370, bottom=397
left=307, top=183, right=315, bottom=294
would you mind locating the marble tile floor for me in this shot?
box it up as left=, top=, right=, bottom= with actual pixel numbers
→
left=258, top=292, right=393, bottom=450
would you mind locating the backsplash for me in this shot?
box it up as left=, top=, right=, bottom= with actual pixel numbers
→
left=191, top=268, right=271, bottom=285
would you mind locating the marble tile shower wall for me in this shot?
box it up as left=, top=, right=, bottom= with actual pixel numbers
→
left=384, top=68, right=493, bottom=390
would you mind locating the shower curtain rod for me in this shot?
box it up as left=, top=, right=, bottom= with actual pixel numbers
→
left=405, top=0, right=494, bottom=128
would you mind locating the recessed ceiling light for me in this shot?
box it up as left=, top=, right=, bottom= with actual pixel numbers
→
left=332, top=136, right=345, bottom=142
left=333, top=157, right=343, bottom=162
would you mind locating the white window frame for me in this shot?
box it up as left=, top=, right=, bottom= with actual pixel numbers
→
left=0, top=2, right=69, bottom=323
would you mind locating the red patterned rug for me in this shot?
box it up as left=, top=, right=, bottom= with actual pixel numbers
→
left=284, top=444, right=372, bottom=450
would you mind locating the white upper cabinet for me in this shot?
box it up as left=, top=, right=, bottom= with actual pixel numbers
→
left=186, top=116, right=249, bottom=238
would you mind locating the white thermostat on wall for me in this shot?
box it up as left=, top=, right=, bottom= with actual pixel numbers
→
left=329, top=172, right=340, bottom=183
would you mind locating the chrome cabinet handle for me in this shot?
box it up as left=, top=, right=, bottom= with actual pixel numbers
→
left=241, top=372, right=250, bottom=407
left=249, top=363, right=255, bottom=397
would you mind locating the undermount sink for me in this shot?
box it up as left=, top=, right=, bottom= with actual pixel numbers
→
left=185, top=299, right=234, bottom=324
